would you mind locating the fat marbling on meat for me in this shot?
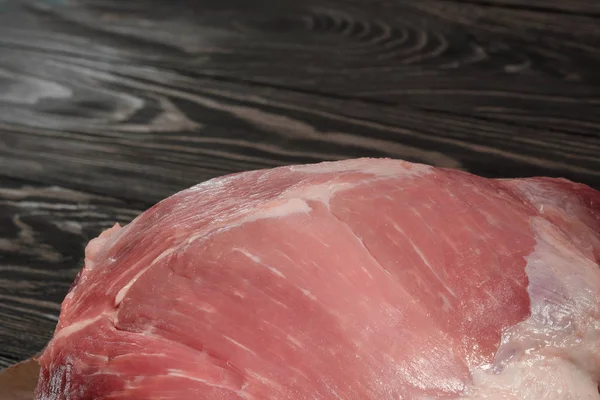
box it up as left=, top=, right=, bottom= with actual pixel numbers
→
left=35, top=158, right=600, bottom=399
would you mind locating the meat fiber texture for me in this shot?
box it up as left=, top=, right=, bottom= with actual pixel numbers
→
left=35, top=158, right=600, bottom=400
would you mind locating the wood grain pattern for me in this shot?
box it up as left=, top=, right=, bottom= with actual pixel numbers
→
left=0, top=0, right=599, bottom=367
left=0, top=179, right=140, bottom=367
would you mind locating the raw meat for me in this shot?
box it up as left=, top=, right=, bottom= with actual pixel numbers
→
left=35, top=158, right=600, bottom=399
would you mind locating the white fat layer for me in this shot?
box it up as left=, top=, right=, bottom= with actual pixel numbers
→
left=164, top=370, right=253, bottom=399
left=282, top=158, right=433, bottom=209
left=283, top=183, right=354, bottom=209
left=84, top=223, right=124, bottom=270
left=235, top=198, right=310, bottom=225
left=54, top=309, right=118, bottom=340
left=114, top=246, right=177, bottom=306
left=289, top=158, right=432, bottom=177
left=53, top=315, right=104, bottom=340
left=463, top=216, right=600, bottom=399
left=470, top=356, right=599, bottom=400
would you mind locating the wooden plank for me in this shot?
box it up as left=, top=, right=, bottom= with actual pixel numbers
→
left=0, top=0, right=597, bottom=200
left=0, top=178, right=140, bottom=367
left=0, top=63, right=598, bottom=203
left=444, top=0, right=600, bottom=15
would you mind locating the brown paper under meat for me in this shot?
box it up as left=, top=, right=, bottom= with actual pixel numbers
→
left=0, top=358, right=39, bottom=400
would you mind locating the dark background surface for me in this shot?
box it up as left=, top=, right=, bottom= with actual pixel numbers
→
left=0, top=0, right=599, bottom=368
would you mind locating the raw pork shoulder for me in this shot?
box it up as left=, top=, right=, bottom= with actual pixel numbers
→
left=35, top=158, right=600, bottom=399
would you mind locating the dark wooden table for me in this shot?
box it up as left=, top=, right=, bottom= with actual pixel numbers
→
left=1, top=0, right=599, bottom=368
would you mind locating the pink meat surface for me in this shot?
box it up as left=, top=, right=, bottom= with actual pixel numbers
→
left=35, top=158, right=600, bottom=399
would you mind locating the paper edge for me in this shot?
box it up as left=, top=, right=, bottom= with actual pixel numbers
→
left=0, top=355, right=40, bottom=400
